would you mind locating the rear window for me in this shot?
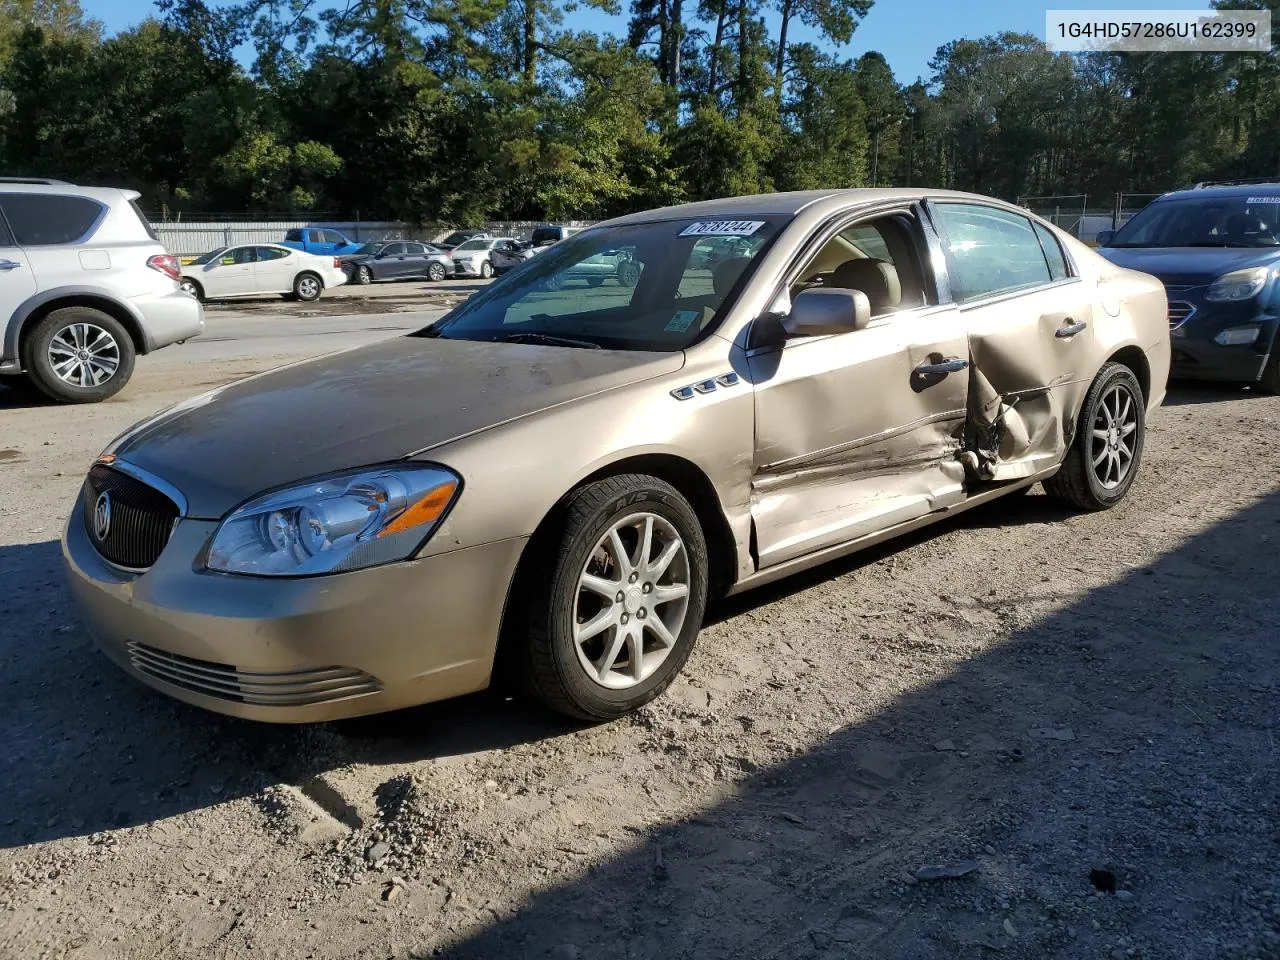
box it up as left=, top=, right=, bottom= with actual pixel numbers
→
left=0, top=193, right=105, bottom=246
left=128, top=199, right=158, bottom=241
left=531, top=227, right=562, bottom=245
left=285, top=229, right=304, bottom=241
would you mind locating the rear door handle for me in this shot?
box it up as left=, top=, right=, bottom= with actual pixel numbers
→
left=915, top=357, right=969, bottom=376
left=0, top=259, right=22, bottom=271
left=1055, top=319, right=1088, bottom=338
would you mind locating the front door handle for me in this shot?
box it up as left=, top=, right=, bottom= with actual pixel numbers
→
left=915, top=357, right=969, bottom=376
left=1055, top=319, right=1088, bottom=338
left=0, top=259, right=22, bottom=271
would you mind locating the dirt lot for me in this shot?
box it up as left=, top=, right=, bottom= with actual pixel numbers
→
left=1, top=303, right=1278, bottom=959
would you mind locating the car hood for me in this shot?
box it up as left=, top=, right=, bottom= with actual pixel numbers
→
left=110, top=336, right=685, bottom=519
left=1098, top=246, right=1280, bottom=285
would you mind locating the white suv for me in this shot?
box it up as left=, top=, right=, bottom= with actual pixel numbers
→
left=0, top=178, right=203, bottom=403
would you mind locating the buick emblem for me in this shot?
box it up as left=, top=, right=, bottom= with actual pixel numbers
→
left=93, top=491, right=112, bottom=541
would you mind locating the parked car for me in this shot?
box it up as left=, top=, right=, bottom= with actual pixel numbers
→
left=343, top=241, right=454, bottom=284
left=436, top=230, right=490, bottom=252
left=281, top=227, right=363, bottom=258
left=0, top=178, right=203, bottom=403
left=450, top=236, right=519, bottom=278
left=64, top=188, right=1169, bottom=725
left=542, top=247, right=641, bottom=290
left=490, top=240, right=538, bottom=275
left=1096, top=179, right=1280, bottom=392
left=179, top=244, right=347, bottom=302
left=530, top=224, right=583, bottom=248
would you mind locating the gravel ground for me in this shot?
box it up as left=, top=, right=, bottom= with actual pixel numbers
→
left=0, top=316, right=1277, bottom=960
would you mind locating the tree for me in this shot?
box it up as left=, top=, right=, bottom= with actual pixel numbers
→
left=771, top=0, right=870, bottom=105
left=853, top=50, right=900, bottom=185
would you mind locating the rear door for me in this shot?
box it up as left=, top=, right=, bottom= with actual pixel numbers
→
left=399, top=242, right=432, bottom=277
left=252, top=246, right=292, bottom=292
left=927, top=201, right=1099, bottom=480
left=0, top=203, right=37, bottom=360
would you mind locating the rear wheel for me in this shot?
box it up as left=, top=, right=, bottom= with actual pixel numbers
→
left=513, top=474, right=709, bottom=721
left=427, top=262, right=446, bottom=282
left=294, top=272, right=323, bottom=302
left=179, top=278, right=203, bottom=301
left=1044, top=362, right=1145, bottom=511
left=356, top=265, right=373, bottom=285
left=20, top=307, right=135, bottom=403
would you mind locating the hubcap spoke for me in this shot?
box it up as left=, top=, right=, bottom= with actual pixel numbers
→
left=576, top=609, right=614, bottom=643
left=595, top=629, right=627, bottom=680
left=627, top=629, right=644, bottom=681
left=47, top=323, right=118, bottom=387
left=644, top=616, right=677, bottom=649
left=647, top=538, right=681, bottom=581
left=651, top=582, right=688, bottom=605
left=580, top=573, right=621, bottom=600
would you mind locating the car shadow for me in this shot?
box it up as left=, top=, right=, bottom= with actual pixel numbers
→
left=1163, top=381, right=1266, bottom=406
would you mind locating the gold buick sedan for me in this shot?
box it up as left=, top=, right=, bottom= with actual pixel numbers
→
left=63, top=190, right=1171, bottom=723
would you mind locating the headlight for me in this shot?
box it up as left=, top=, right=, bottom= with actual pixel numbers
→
left=1214, top=325, right=1261, bottom=346
left=1205, top=266, right=1270, bottom=302
left=207, top=465, right=460, bottom=577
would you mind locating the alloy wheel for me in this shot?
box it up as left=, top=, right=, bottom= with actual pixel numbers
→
left=572, top=512, right=691, bottom=690
left=46, top=322, right=120, bottom=388
left=298, top=276, right=321, bottom=299
left=1090, top=383, right=1138, bottom=489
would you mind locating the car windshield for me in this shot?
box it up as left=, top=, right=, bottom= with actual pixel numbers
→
left=419, top=216, right=787, bottom=351
left=442, top=232, right=475, bottom=246
left=192, top=247, right=228, bottom=265
left=454, top=238, right=490, bottom=252
left=1108, top=194, right=1280, bottom=248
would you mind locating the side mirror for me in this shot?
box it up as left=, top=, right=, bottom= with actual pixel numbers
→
left=780, top=288, right=872, bottom=338
left=1095, top=229, right=1115, bottom=246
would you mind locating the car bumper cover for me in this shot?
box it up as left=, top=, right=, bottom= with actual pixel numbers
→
left=132, top=289, right=204, bottom=352
left=62, top=498, right=527, bottom=722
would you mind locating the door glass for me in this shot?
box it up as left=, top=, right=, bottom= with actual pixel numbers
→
left=322, top=230, right=346, bottom=244
left=1034, top=223, right=1069, bottom=281
left=404, top=243, right=427, bottom=255
left=933, top=203, right=1053, bottom=303
left=254, top=246, right=289, bottom=261
left=0, top=194, right=105, bottom=246
left=788, top=213, right=930, bottom=316
left=220, top=247, right=255, bottom=266
left=383, top=243, right=406, bottom=256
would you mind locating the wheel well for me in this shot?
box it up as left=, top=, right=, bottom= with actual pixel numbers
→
left=19, top=296, right=147, bottom=357
left=1106, top=346, right=1151, bottom=402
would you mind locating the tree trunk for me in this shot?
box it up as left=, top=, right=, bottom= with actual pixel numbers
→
left=523, top=0, right=537, bottom=88
left=736, top=0, right=749, bottom=111
left=657, top=0, right=670, bottom=85
left=668, top=0, right=682, bottom=91
left=773, top=0, right=791, bottom=106
left=870, top=128, right=879, bottom=186
left=707, top=2, right=726, bottom=100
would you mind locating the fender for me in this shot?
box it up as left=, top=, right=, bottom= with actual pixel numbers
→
left=3, top=285, right=150, bottom=361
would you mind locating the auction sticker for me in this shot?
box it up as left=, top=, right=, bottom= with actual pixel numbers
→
left=1246, top=197, right=1280, bottom=205
left=679, top=220, right=765, bottom=237
left=665, top=310, right=701, bottom=333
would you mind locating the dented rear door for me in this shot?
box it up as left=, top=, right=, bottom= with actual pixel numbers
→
left=747, top=308, right=971, bottom=569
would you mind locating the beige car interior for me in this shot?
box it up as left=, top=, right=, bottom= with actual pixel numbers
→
left=789, top=215, right=929, bottom=317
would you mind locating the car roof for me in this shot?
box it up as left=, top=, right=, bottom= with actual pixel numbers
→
left=1154, top=183, right=1280, bottom=202
left=597, top=188, right=1016, bottom=228
left=0, top=180, right=141, bottom=203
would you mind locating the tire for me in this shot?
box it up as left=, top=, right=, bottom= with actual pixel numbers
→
left=1044, top=362, right=1145, bottom=511
left=480, top=260, right=493, bottom=279
left=179, top=278, right=203, bottom=301
left=512, top=474, right=709, bottom=721
left=20, top=307, right=136, bottom=404
left=294, top=272, right=323, bottom=302
left=427, top=262, right=446, bottom=282
left=618, top=262, right=641, bottom=287
left=356, top=265, right=373, bottom=285
left=586, top=276, right=605, bottom=287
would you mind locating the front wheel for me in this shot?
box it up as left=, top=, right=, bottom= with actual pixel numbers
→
left=427, top=262, right=446, bottom=282
left=294, top=272, right=323, bottom=302
left=617, top=262, right=641, bottom=287
left=1258, top=343, right=1280, bottom=395
left=480, top=260, right=493, bottom=279
left=1044, top=362, right=1145, bottom=511
left=20, top=307, right=136, bottom=403
left=513, top=474, right=709, bottom=721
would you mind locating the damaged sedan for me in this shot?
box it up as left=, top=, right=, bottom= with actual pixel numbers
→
left=63, top=190, right=1171, bottom=724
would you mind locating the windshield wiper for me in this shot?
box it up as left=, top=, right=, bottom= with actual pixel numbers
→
left=497, top=332, right=602, bottom=349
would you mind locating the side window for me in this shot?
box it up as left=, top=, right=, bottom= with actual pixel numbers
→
left=220, top=247, right=254, bottom=265
left=383, top=243, right=406, bottom=256
left=254, top=246, right=289, bottom=261
left=1034, top=222, right=1069, bottom=281
left=285, top=229, right=303, bottom=242
left=404, top=243, right=427, bottom=255
left=0, top=194, right=104, bottom=246
left=790, top=212, right=931, bottom=316
left=322, top=230, right=346, bottom=245
left=932, top=203, right=1053, bottom=303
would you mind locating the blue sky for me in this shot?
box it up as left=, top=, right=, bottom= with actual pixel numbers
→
left=83, top=0, right=1217, bottom=84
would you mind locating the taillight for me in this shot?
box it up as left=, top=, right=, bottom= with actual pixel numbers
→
left=147, top=254, right=181, bottom=282
left=333, top=257, right=342, bottom=269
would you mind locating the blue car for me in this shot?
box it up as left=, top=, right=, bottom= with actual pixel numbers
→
left=1097, top=180, right=1280, bottom=392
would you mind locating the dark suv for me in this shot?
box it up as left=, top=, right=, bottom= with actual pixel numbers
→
left=1097, top=180, right=1280, bottom=392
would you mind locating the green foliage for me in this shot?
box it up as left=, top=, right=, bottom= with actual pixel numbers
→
left=0, top=0, right=1276, bottom=219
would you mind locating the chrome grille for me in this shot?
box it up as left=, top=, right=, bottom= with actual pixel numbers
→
left=1167, top=301, right=1195, bottom=329
left=81, top=465, right=180, bottom=569
left=126, top=642, right=382, bottom=707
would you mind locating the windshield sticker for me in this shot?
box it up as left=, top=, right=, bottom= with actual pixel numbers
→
left=1246, top=197, right=1280, bottom=204
left=678, top=220, right=766, bottom=237
left=665, top=310, right=701, bottom=333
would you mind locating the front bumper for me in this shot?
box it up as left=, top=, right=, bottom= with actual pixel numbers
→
left=451, top=258, right=484, bottom=277
left=62, top=497, right=527, bottom=723
left=134, top=289, right=204, bottom=353
left=1168, top=298, right=1278, bottom=383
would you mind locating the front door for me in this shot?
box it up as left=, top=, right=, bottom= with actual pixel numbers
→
left=201, top=246, right=257, bottom=297
left=748, top=208, right=971, bottom=569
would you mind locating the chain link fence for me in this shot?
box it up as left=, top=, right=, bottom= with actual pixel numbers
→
left=1015, top=192, right=1165, bottom=244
